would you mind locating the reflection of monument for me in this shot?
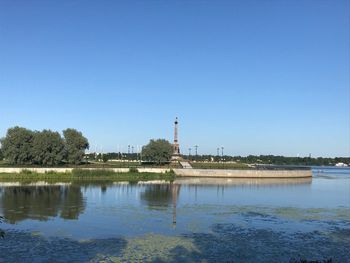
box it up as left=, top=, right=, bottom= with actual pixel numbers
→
left=171, top=117, right=181, bottom=161
left=172, top=183, right=179, bottom=226
left=139, top=183, right=180, bottom=226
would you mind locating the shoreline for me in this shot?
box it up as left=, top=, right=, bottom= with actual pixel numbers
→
left=0, top=169, right=175, bottom=182
left=0, top=167, right=312, bottom=179
left=174, top=168, right=312, bottom=178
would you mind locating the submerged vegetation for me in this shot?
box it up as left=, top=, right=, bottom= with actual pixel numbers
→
left=0, top=216, right=4, bottom=238
left=0, top=228, right=343, bottom=262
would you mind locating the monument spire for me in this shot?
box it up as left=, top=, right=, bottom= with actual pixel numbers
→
left=172, top=117, right=180, bottom=159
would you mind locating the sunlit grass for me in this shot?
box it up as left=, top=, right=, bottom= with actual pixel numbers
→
left=190, top=162, right=250, bottom=169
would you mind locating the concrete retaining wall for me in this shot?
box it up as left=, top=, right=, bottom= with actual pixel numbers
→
left=0, top=167, right=311, bottom=178
left=174, top=177, right=312, bottom=185
left=173, top=169, right=312, bottom=178
left=137, top=168, right=171, bottom=173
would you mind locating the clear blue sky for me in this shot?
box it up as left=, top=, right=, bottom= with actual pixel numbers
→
left=0, top=0, right=349, bottom=157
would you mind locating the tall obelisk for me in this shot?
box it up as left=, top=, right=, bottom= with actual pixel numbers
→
left=172, top=117, right=180, bottom=160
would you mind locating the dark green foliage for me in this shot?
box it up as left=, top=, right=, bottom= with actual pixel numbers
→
left=185, top=154, right=350, bottom=166
left=63, top=129, right=89, bottom=165
left=90, top=151, right=349, bottom=167
left=0, top=215, right=4, bottom=238
left=1, top=186, right=84, bottom=223
left=32, top=130, right=65, bottom=166
left=0, top=170, right=175, bottom=182
left=102, top=154, right=109, bottom=163
left=0, top=127, right=89, bottom=166
left=72, top=169, right=116, bottom=177
left=129, top=167, right=139, bottom=173
left=0, top=148, right=3, bottom=160
left=86, top=152, right=140, bottom=162
left=142, top=139, right=173, bottom=164
left=20, top=169, right=33, bottom=174
left=0, top=127, right=34, bottom=165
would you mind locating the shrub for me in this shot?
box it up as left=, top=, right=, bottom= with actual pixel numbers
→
left=21, top=169, right=33, bottom=174
left=129, top=167, right=139, bottom=173
left=72, top=169, right=115, bottom=177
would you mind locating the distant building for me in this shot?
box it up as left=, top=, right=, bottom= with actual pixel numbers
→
left=335, top=162, right=348, bottom=167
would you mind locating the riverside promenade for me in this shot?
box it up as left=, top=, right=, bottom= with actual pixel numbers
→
left=0, top=167, right=312, bottom=178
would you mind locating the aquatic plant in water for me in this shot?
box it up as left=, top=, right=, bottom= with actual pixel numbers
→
left=0, top=216, right=4, bottom=238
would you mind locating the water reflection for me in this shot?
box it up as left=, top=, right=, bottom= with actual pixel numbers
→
left=173, top=177, right=312, bottom=186
left=139, top=177, right=312, bottom=226
left=0, top=173, right=349, bottom=262
left=139, top=183, right=180, bottom=225
left=0, top=178, right=314, bottom=225
left=0, top=185, right=85, bottom=223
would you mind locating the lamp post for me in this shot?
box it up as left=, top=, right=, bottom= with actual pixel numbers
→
left=194, top=145, right=198, bottom=155
left=140, top=145, right=143, bottom=163
left=193, top=145, right=198, bottom=161
left=188, top=147, right=192, bottom=160
left=221, top=146, right=224, bottom=167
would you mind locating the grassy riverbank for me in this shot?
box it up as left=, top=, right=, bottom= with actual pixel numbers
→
left=0, top=169, right=175, bottom=183
left=190, top=162, right=251, bottom=169
left=0, top=160, right=181, bottom=168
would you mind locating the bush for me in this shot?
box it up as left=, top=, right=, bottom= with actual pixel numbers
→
left=129, top=167, right=139, bottom=173
left=21, top=169, right=33, bottom=174
left=72, top=169, right=115, bottom=177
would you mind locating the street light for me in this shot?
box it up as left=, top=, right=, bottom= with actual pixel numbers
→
left=194, top=145, right=198, bottom=156
left=193, top=145, right=198, bottom=161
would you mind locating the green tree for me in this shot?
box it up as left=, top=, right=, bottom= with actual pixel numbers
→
left=32, top=130, right=65, bottom=166
left=142, top=139, right=173, bottom=164
left=0, top=127, right=34, bottom=165
left=102, top=154, right=109, bottom=163
left=0, top=147, right=3, bottom=161
left=63, top=129, right=89, bottom=165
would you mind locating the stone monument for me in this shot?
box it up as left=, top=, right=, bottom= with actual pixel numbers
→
left=171, top=117, right=181, bottom=161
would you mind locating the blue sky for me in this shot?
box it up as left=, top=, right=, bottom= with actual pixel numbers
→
left=0, top=0, right=349, bottom=157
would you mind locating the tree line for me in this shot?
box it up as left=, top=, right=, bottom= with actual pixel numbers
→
left=0, top=127, right=89, bottom=166
left=87, top=139, right=174, bottom=164
left=87, top=146, right=349, bottom=166
left=185, top=154, right=350, bottom=166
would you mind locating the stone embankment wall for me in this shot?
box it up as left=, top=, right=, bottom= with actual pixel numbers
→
left=173, top=169, right=312, bottom=178
left=174, top=177, right=312, bottom=185
left=137, top=168, right=171, bottom=173
left=0, top=167, right=311, bottom=178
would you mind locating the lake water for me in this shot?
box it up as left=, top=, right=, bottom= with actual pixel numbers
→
left=0, top=168, right=349, bottom=262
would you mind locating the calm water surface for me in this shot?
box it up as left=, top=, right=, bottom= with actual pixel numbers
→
left=0, top=168, right=349, bottom=262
